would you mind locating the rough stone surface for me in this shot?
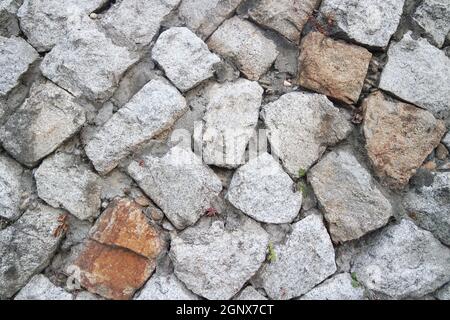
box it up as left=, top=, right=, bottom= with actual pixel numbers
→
left=61, top=215, right=92, bottom=251
left=72, top=240, right=155, bottom=300
left=90, top=199, right=165, bottom=259
left=14, top=274, right=72, bottom=300
left=85, top=79, right=187, bottom=174
left=40, top=21, right=138, bottom=103
left=351, top=219, right=450, bottom=299
left=128, top=146, right=222, bottom=230
left=202, top=79, right=263, bottom=168
left=247, top=0, right=320, bottom=42
left=178, top=0, right=243, bottom=40
left=35, top=153, right=102, bottom=221
left=443, top=132, right=450, bottom=150
left=0, top=203, right=64, bottom=299
left=170, top=217, right=269, bottom=300
left=298, top=32, right=372, bottom=104
left=435, top=282, right=450, bottom=300
left=0, top=0, right=22, bottom=37
left=235, top=286, right=267, bottom=300
left=0, top=81, right=86, bottom=167
left=0, top=154, right=32, bottom=220
left=0, top=36, right=39, bottom=96
left=319, top=0, right=405, bottom=48
left=363, top=92, right=446, bottom=189
left=3, top=0, right=450, bottom=301
left=208, top=17, right=279, bottom=81
left=309, top=149, right=393, bottom=243
left=261, top=92, right=352, bottom=178
left=101, top=0, right=180, bottom=50
left=227, top=153, right=302, bottom=224
left=404, top=172, right=450, bottom=246
left=257, top=214, right=336, bottom=300
left=413, top=0, right=450, bottom=48
left=71, top=198, right=165, bottom=300
left=75, top=291, right=104, bottom=300
left=135, top=272, right=199, bottom=300
left=379, top=33, right=450, bottom=120
left=299, top=273, right=365, bottom=300
left=153, top=27, right=220, bottom=92
left=17, top=0, right=108, bottom=52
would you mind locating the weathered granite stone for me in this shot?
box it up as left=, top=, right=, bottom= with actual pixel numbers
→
left=208, top=17, right=278, bottom=80
left=299, top=273, right=365, bottom=300
left=40, top=21, right=138, bottom=103
left=99, top=169, right=137, bottom=201
left=0, top=203, right=65, bottom=298
left=227, top=153, right=302, bottom=224
left=379, top=33, right=450, bottom=120
left=298, top=32, right=372, bottom=104
left=413, top=0, right=450, bottom=48
left=85, top=79, right=187, bottom=174
left=319, top=0, right=405, bottom=48
left=352, top=219, right=450, bottom=299
left=261, top=92, right=352, bottom=178
left=235, top=286, right=267, bottom=300
left=309, top=149, right=393, bottom=243
left=17, top=0, right=108, bottom=52
left=75, top=291, right=104, bottom=300
left=127, top=146, right=222, bottom=230
left=258, top=214, right=336, bottom=300
left=89, top=199, right=165, bottom=259
left=110, top=55, right=158, bottom=109
left=202, top=79, right=263, bottom=168
left=101, top=0, right=180, bottom=50
left=0, top=0, right=22, bottom=37
left=72, top=240, right=155, bottom=300
left=0, top=81, right=86, bottom=167
left=14, top=274, right=72, bottom=300
left=404, top=172, right=450, bottom=246
left=0, top=36, right=39, bottom=96
left=135, top=272, right=199, bottom=300
left=60, top=215, right=92, bottom=251
left=0, top=154, right=33, bottom=220
left=247, top=0, right=321, bottom=42
left=443, top=132, right=450, bottom=150
left=170, top=217, right=269, bottom=300
left=152, top=27, right=220, bottom=92
left=363, top=91, right=446, bottom=189
left=435, top=282, right=450, bottom=300
left=35, top=153, right=102, bottom=221
left=72, top=199, right=164, bottom=300
left=178, top=0, right=243, bottom=40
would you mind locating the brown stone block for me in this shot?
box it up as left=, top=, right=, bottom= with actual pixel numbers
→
left=73, top=240, right=155, bottom=300
left=90, top=198, right=164, bottom=259
left=363, top=91, right=446, bottom=188
left=298, top=32, right=372, bottom=104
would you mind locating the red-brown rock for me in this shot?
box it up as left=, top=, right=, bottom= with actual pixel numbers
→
left=90, top=198, right=163, bottom=259
left=298, top=32, right=372, bottom=104
left=73, top=240, right=155, bottom=300
left=363, top=91, right=446, bottom=188
left=73, top=198, right=165, bottom=300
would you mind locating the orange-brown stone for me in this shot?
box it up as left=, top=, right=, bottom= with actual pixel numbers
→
left=73, top=240, right=155, bottom=300
left=298, top=32, right=372, bottom=104
left=363, top=91, right=446, bottom=189
left=90, top=198, right=164, bottom=259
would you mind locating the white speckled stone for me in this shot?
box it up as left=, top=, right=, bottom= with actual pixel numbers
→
left=152, top=27, right=220, bottom=92
left=227, top=153, right=301, bottom=224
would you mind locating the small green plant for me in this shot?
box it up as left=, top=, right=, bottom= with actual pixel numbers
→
left=298, top=168, right=307, bottom=178
left=297, top=181, right=310, bottom=198
left=351, top=272, right=361, bottom=288
left=267, top=242, right=277, bottom=263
